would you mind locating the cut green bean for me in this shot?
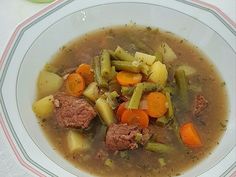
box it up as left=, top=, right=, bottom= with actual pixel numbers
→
left=101, top=50, right=111, bottom=77
left=163, top=86, right=176, bottom=95
left=156, top=116, right=169, bottom=126
left=128, top=83, right=143, bottom=109
left=108, top=50, right=119, bottom=60
left=121, top=82, right=161, bottom=96
left=107, top=66, right=117, bottom=81
left=111, top=60, right=140, bottom=73
left=175, top=70, right=188, bottom=106
left=165, top=91, right=174, bottom=119
left=145, top=142, right=173, bottom=153
left=114, top=46, right=136, bottom=61
left=121, top=86, right=135, bottom=96
left=93, top=56, right=108, bottom=88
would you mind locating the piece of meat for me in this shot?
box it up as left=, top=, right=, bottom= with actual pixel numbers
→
left=193, top=95, right=208, bottom=116
left=105, top=123, right=151, bottom=151
left=53, top=92, right=96, bottom=129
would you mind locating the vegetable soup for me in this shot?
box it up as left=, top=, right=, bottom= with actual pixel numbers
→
left=33, top=25, right=228, bottom=177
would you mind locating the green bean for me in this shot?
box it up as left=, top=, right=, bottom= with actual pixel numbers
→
left=154, top=51, right=163, bottom=63
left=114, top=46, right=136, bottom=61
left=165, top=91, right=174, bottom=119
left=93, top=56, right=108, bottom=88
left=121, top=86, right=135, bottom=96
left=163, top=86, right=176, bottom=95
left=121, top=82, right=162, bottom=96
left=128, top=83, right=143, bottom=109
left=111, top=60, right=140, bottom=73
left=101, top=50, right=111, bottom=77
left=174, top=70, right=188, bottom=106
left=145, top=142, right=174, bottom=153
left=156, top=116, right=169, bottom=126
left=107, top=66, right=117, bottom=81
left=108, top=50, right=119, bottom=60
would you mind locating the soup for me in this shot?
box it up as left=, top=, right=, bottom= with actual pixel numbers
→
left=33, top=25, right=228, bottom=177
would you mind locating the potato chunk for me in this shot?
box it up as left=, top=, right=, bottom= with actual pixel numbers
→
left=158, top=42, right=177, bottom=62
left=32, top=95, right=54, bottom=118
left=135, top=52, right=156, bottom=65
left=148, top=61, right=168, bottom=86
left=38, top=71, right=63, bottom=97
left=67, top=130, right=90, bottom=153
left=83, top=82, right=99, bottom=102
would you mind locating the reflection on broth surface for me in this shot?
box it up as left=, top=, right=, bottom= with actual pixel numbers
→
left=33, top=25, right=228, bottom=177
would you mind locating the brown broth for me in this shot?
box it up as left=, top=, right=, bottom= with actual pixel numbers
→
left=38, top=25, right=228, bottom=177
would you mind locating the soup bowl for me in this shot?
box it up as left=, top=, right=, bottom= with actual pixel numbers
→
left=0, top=1, right=235, bottom=177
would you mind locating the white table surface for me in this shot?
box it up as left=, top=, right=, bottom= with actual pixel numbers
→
left=0, top=0, right=235, bottom=177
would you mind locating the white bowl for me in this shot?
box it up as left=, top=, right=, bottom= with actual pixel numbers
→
left=0, top=1, right=235, bottom=177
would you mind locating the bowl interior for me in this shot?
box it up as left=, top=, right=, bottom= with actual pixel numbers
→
left=16, top=2, right=236, bottom=177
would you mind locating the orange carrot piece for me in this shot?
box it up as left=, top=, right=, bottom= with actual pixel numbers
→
left=116, top=102, right=127, bottom=121
left=76, top=64, right=94, bottom=85
left=66, top=73, right=85, bottom=97
left=116, top=71, right=142, bottom=86
left=179, top=122, right=203, bottom=148
left=121, top=109, right=149, bottom=128
left=146, top=92, right=168, bottom=118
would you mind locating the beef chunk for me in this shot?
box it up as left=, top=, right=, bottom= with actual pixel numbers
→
left=54, top=92, right=96, bottom=129
left=105, top=123, right=151, bottom=151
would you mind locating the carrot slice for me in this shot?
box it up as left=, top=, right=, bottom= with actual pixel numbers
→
left=76, top=64, right=94, bottom=85
left=66, top=73, right=85, bottom=97
left=116, top=102, right=127, bottom=121
left=121, top=109, right=149, bottom=128
left=179, top=122, right=203, bottom=148
left=146, top=92, right=168, bottom=118
left=116, top=71, right=142, bottom=86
